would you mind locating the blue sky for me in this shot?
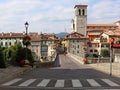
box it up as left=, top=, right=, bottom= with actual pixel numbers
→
left=0, top=0, right=120, bottom=33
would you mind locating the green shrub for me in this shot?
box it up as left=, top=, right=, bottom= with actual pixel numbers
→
left=101, top=49, right=110, bottom=57
left=0, top=49, right=6, bottom=68
left=15, top=48, right=34, bottom=66
left=93, top=54, right=98, bottom=58
left=87, top=54, right=99, bottom=58
left=0, top=42, right=34, bottom=67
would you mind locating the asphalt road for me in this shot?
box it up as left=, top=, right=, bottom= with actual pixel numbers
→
left=0, top=54, right=120, bottom=90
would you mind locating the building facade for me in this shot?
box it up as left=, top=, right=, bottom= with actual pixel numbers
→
left=0, top=32, right=59, bottom=62
left=65, top=32, right=87, bottom=60
left=67, top=4, right=120, bottom=63
left=71, top=5, right=87, bottom=36
left=66, top=4, right=88, bottom=62
left=0, top=32, right=24, bottom=47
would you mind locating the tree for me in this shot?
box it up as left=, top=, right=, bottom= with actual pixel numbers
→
left=12, top=42, right=34, bottom=66
left=0, top=48, right=6, bottom=68
left=0, top=41, right=34, bottom=67
left=5, top=42, right=23, bottom=65
left=101, top=49, right=110, bottom=57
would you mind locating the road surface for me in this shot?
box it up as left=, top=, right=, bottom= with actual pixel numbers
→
left=0, top=54, right=120, bottom=90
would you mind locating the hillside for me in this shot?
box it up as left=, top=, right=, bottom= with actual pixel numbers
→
left=56, top=32, right=69, bottom=38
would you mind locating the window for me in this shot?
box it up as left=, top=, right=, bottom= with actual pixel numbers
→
left=106, top=44, right=109, bottom=47
left=42, top=41, right=46, bottom=45
left=1, top=42, right=3, bottom=46
left=5, top=42, right=8, bottom=46
left=94, top=49, right=98, bottom=52
left=89, top=44, right=92, bottom=47
left=101, top=45, right=104, bottom=47
left=73, top=40, right=74, bottom=43
left=90, top=49, right=93, bottom=52
left=41, top=45, right=48, bottom=56
left=9, top=42, right=11, bottom=46
left=98, top=44, right=99, bottom=47
left=78, top=9, right=81, bottom=15
left=82, top=9, right=85, bottom=15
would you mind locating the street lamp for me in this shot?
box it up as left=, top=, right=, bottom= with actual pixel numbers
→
left=25, top=22, right=29, bottom=35
left=25, top=22, right=29, bottom=61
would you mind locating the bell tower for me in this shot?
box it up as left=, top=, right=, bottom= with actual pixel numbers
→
left=74, top=4, right=87, bottom=36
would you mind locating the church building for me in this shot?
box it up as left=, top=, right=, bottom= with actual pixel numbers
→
left=65, top=4, right=120, bottom=63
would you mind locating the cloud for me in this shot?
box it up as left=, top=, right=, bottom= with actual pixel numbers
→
left=0, top=0, right=75, bottom=33
left=88, top=0, right=120, bottom=23
left=0, top=0, right=119, bottom=33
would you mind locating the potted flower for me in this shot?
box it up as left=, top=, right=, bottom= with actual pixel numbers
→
left=83, top=58, right=88, bottom=64
left=23, top=35, right=31, bottom=46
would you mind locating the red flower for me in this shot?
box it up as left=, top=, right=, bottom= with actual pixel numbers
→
left=23, top=35, right=31, bottom=40
left=20, top=59, right=25, bottom=66
left=23, top=35, right=31, bottom=46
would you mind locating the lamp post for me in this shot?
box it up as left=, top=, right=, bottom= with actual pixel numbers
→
left=25, top=22, right=29, bottom=60
left=25, top=22, right=29, bottom=35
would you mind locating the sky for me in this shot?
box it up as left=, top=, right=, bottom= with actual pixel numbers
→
left=0, top=0, right=120, bottom=33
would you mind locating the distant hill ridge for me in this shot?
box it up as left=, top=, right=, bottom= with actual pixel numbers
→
left=56, top=32, right=69, bottom=38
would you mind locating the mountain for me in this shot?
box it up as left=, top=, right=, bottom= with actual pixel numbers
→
left=56, top=32, right=69, bottom=38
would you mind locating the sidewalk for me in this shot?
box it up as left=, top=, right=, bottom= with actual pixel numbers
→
left=68, top=54, right=120, bottom=78
left=88, top=63, right=120, bottom=78
left=0, top=66, right=32, bottom=84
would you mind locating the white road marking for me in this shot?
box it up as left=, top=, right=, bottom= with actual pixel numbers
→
left=55, top=80, right=64, bottom=87
left=87, top=79, right=101, bottom=87
left=2, top=78, right=22, bottom=86
left=2, top=78, right=120, bottom=88
left=37, top=79, right=50, bottom=87
left=72, top=79, right=82, bottom=87
left=18, top=79, right=36, bottom=86
left=101, top=79, right=119, bottom=86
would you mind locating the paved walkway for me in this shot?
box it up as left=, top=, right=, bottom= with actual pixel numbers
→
left=88, top=63, right=120, bottom=78
left=0, top=66, right=31, bottom=84
left=68, top=54, right=120, bottom=78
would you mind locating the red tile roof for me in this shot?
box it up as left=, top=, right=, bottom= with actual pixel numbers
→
left=113, top=30, right=120, bottom=36
left=40, top=33, right=58, bottom=40
left=87, top=32, right=101, bottom=36
left=104, top=31, right=115, bottom=36
left=87, top=24, right=117, bottom=27
left=87, top=29, right=104, bottom=32
left=0, top=32, right=24, bottom=38
left=74, top=4, right=87, bottom=8
left=29, top=32, right=40, bottom=42
left=99, top=30, right=120, bottom=36
left=65, top=32, right=85, bottom=39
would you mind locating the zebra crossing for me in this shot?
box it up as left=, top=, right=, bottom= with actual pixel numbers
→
left=1, top=78, right=120, bottom=88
